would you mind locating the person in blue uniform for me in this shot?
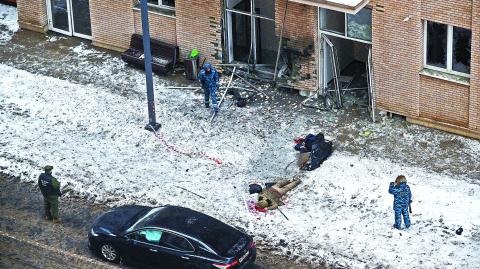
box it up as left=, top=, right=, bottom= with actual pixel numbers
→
left=198, top=63, right=219, bottom=113
left=388, top=175, right=412, bottom=229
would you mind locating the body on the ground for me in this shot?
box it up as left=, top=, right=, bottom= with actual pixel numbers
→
left=256, top=178, right=302, bottom=210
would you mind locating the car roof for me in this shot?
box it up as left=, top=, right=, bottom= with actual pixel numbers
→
left=145, top=206, right=227, bottom=235
left=141, top=206, right=247, bottom=256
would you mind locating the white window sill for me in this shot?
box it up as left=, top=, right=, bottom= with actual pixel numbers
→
left=133, top=5, right=176, bottom=18
left=420, top=68, right=470, bottom=86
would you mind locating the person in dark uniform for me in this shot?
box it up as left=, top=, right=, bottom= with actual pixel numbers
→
left=38, top=165, right=62, bottom=223
left=198, top=63, right=220, bottom=113
left=388, top=175, right=412, bottom=229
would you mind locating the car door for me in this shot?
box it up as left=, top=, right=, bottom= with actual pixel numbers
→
left=157, top=231, right=197, bottom=269
left=123, top=229, right=175, bottom=268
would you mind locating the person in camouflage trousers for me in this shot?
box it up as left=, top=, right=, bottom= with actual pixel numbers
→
left=388, top=175, right=412, bottom=229
left=38, top=165, right=62, bottom=223
left=256, top=177, right=302, bottom=210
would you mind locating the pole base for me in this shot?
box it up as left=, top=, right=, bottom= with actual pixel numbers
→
left=145, top=123, right=161, bottom=132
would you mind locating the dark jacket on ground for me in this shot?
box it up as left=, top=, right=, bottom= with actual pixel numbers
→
left=307, top=139, right=333, bottom=171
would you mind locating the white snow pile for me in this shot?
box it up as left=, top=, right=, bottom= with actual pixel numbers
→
left=0, top=4, right=19, bottom=44
left=1, top=63, right=479, bottom=269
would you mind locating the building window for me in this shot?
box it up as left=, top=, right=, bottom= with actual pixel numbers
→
left=147, top=0, right=175, bottom=9
left=425, top=21, right=471, bottom=75
left=347, top=8, right=372, bottom=41
left=320, top=7, right=372, bottom=42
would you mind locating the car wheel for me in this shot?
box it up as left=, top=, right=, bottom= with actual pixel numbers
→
left=99, top=243, right=120, bottom=263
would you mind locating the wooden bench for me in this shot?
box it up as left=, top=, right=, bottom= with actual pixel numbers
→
left=121, top=34, right=178, bottom=75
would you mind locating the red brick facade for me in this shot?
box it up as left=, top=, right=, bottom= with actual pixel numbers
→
left=133, top=10, right=177, bottom=46
left=175, top=0, right=223, bottom=63
left=90, top=1, right=135, bottom=51
left=372, top=0, right=480, bottom=137
left=14, top=0, right=480, bottom=138
left=469, top=0, right=480, bottom=132
left=16, top=0, right=47, bottom=32
left=276, top=0, right=318, bottom=91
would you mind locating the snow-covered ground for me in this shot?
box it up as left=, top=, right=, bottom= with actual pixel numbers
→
left=0, top=4, right=18, bottom=44
left=1, top=63, right=479, bottom=268
left=1, top=4, right=479, bottom=269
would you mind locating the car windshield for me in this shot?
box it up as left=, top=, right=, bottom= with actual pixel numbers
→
left=126, top=207, right=165, bottom=232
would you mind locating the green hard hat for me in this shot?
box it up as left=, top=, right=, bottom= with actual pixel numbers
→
left=44, top=165, right=53, bottom=171
left=190, top=49, right=199, bottom=58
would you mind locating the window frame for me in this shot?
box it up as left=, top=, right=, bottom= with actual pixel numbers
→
left=319, top=7, right=372, bottom=44
left=158, top=231, right=195, bottom=252
left=147, top=0, right=175, bottom=11
left=126, top=228, right=195, bottom=253
left=423, top=20, right=471, bottom=77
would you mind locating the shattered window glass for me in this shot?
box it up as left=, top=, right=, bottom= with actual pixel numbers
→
left=227, top=0, right=251, bottom=13
left=254, top=0, right=275, bottom=19
left=452, top=26, right=471, bottom=74
left=347, top=8, right=372, bottom=41
left=147, top=0, right=175, bottom=8
left=320, top=8, right=345, bottom=35
left=426, top=22, right=447, bottom=69
left=162, top=0, right=175, bottom=7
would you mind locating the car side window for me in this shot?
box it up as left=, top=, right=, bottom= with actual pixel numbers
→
left=131, top=229, right=163, bottom=245
left=159, top=232, right=194, bottom=252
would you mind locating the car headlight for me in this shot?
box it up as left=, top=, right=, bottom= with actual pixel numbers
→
left=90, top=228, right=99, bottom=237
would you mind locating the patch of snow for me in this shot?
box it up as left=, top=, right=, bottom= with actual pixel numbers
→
left=0, top=4, right=19, bottom=44
left=0, top=63, right=479, bottom=269
left=47, top=35, right=67, bottom=42
left=71, top=43, right=102, bottom=57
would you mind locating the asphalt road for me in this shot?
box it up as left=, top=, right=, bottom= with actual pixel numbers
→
left=0, top=173, right=319, bottom=269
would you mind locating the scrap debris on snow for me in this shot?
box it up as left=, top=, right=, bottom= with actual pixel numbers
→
left=1, top=63, right=479, bottom=269
left=1, top=5, right=479, bottom=267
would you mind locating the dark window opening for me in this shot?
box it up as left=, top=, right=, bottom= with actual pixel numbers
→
left=426, top=21, right=447, bottom=69
left=452, top=26, right=471, bottom=74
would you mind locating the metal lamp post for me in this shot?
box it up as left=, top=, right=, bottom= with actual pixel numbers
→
left=140, top=0, right=161, bottom=131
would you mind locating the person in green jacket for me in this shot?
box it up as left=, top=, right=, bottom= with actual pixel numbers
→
left=256, top=177, right=302, bottom=210
left=38, top=165, right=62, bottom=223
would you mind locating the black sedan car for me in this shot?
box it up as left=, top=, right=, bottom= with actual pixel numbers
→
left=88, top=205, right=256, bottom=269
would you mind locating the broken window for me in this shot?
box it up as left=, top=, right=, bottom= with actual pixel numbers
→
left=320, top=7, right=372, bottom=42
left=226, top=0, right=277, bottom=66
left=452, top=26, right=471, bottom=74
left=426, top=21, right=447, bottom=69
left=347, top=8, right=372, bottom=41
left=320, top=9, right=345, bottom=35
left=425, top=21, right=471, bottom=75
left=147, top=0, right=175, bottom=8
left=254, top=0, right=275, bottom=19
left=227, top=0, right=251, bottom=13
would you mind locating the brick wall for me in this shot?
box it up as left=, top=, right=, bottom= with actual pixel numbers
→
left=16, top=0, right=47, bottom=32
left=419, top=76, right=470, bottom=127
left=90, top=0, right=135, bottom=51
left=276, top=0, right=318, bottom=91
left=133, top=10, right=177, bottom=45
left=421, top=0, right=472, bottom=28
left=175, top=0, right=223, bottom=63
left=373, top=0, right=479, bottom=136
left=469, top=0, right=480, bottom=131
left=372, top=0, right=423, bottom=117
